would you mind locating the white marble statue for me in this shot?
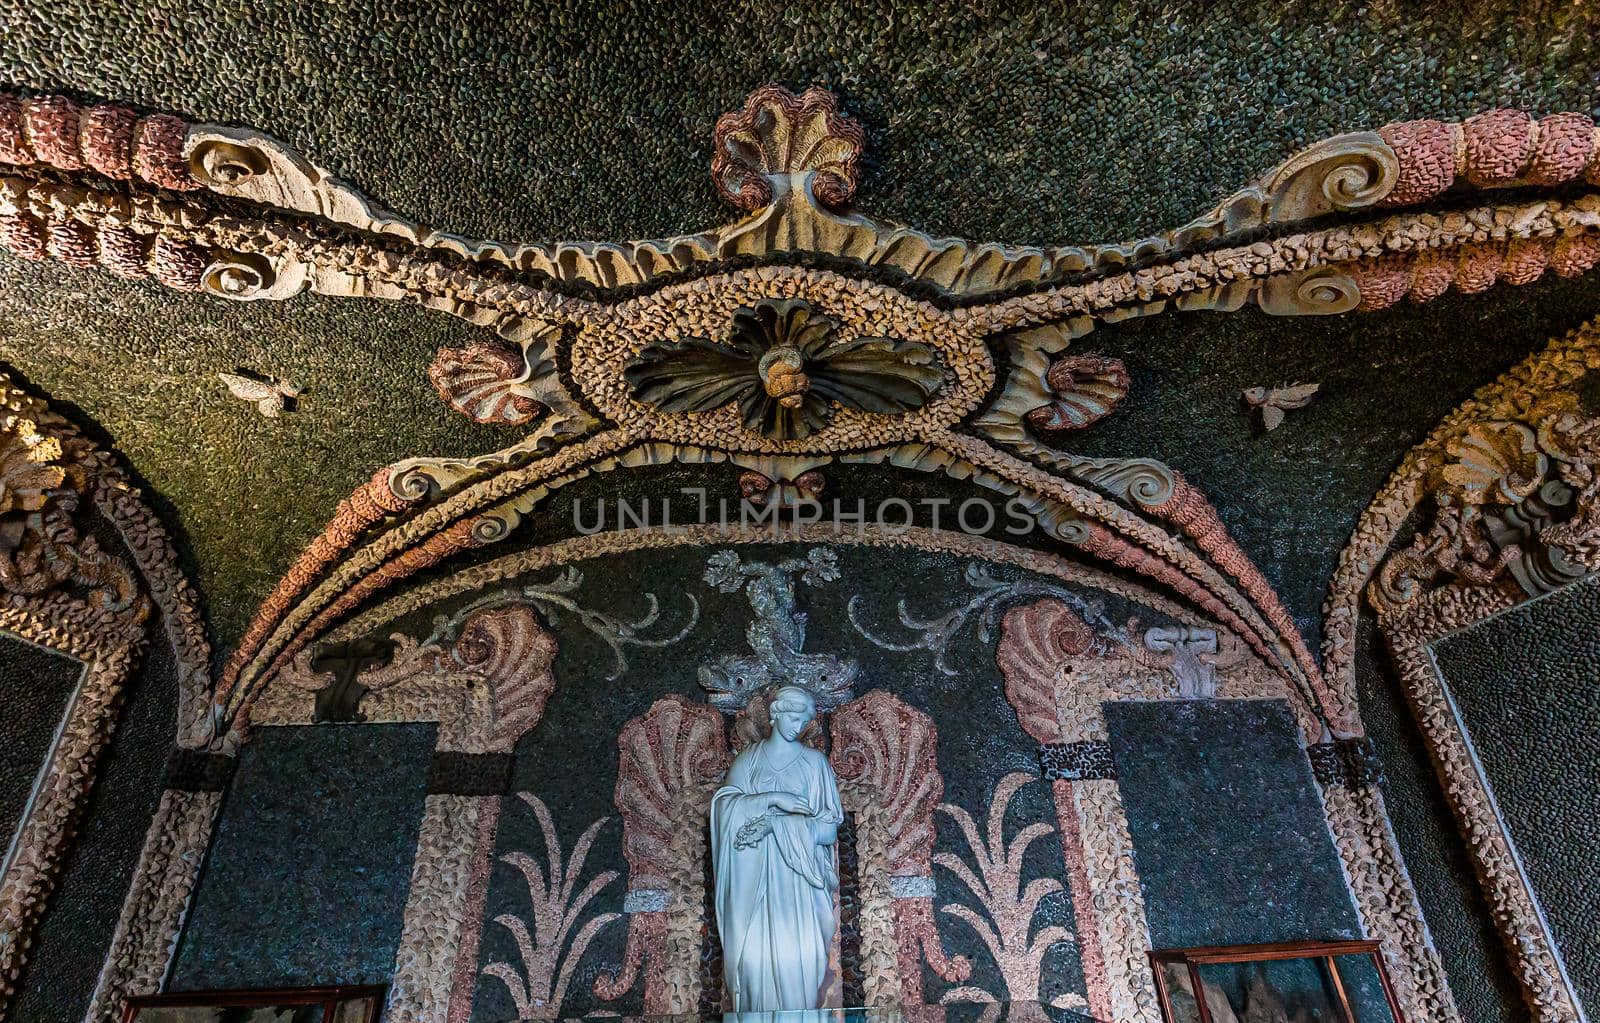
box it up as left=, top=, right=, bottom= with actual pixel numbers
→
left=711, top=685, right=844, bottom=1011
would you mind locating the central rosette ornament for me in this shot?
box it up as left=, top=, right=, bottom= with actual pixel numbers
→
left=624, top=298, right=943, bottom=441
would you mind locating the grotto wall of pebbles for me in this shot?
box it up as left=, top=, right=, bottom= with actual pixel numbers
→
left=1, top=5, right=1599, bottom=1023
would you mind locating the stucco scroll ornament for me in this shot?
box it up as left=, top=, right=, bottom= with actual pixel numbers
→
left=849, top=561, right=1123, bottom=676
left=1372, top=413, right=1600, bottom=615
left=402, top=317, right=598, bottom=497
left=625, top=298, right=943, bottom=441
left=973, top=320, right=1130, bottom=443
left=0, top=412, right=136, bottom=609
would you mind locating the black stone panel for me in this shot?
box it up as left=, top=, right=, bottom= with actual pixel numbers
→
left=1432, top=575, right=1600, bottom=1015
left=165, top=748, right=237, bottom=792
left=11, top=632, right=180, bottom=1022
left=169, top=722, right=435, bottom=990
left=428, top=751, right=515, bottom=795
left=0, top=632, right=81, bottom=848
left=1356, top=613, right=1520, bottom=1023
left=1105, top=699, right=1361, bottom=947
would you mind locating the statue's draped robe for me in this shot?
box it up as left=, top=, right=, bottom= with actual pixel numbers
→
left=711, top=741, right=843, bottom=1011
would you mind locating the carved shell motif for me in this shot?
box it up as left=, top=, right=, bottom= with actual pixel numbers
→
left=1025, top=354, right=1130, bottom=431
left=427, top=340, right=542, bottom=425
left=612, top=695, right=730, bottom=883
left=995, top=599, right=1099, bottom=745
left=451, top=604, right=559, bottom=751
left=1437, top=421, right=1548, bottom=505
left=830, top=690, right=943, bottom=873
left=712, top=84, right=867, bottom=210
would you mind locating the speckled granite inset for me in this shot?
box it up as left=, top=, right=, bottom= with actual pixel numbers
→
left=0, top=631, right=81, bottom=847
left=1105, top=699, right=1360, bottom=947
left=1432, top=574, right=1600, bottom=1015
left=169, top=722, right=435, bottom=990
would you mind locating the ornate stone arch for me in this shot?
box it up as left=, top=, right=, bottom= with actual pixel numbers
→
left=234, top=521, right=1431, bottom=1022
left=1326, top=316, right=1600, bottom=1023
left=0, top=370, right=208, bottom=1017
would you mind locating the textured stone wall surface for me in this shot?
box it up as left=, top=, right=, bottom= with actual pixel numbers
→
left=1431, top=575, right=1600, bottom=1016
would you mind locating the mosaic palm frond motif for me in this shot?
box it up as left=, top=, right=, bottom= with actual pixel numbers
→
left=933, top=771, right=1089, bottom=1016
left=482, top=793, right=623, bottom=1019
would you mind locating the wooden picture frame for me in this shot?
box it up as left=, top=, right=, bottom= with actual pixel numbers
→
left=122, top=985, right=387, bottom=1022
left=1150, top=940, right=1405, bottom=1023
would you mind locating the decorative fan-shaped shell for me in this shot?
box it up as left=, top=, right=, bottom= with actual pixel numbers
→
left=1025, top=354, right=1130, bottom=430
left=830, top=690, right=942, bottom=873
left=428, top=341, right=542, bottom=425
left=1439, top=421, right=1546, bottom=504
left=712, top=85, right=866, bottom=210
left=612, top=695, right=730, bottom=882
left=996, top=599, right=1097, bottom=744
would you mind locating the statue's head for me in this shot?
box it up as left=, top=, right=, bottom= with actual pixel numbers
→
left=768, top=685, right=817, bottom=742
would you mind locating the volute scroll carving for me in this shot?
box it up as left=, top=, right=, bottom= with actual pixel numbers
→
left=1260, top=131, right=1401, bottom=222
left=1370, top=408, right=1600, bottom=620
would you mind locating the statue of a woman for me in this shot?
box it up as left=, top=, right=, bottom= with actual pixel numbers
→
left=710, top=685, right=843, bottom=1011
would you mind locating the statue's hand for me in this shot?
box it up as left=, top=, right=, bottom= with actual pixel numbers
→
left=734, top=814, right=773, bottom=848
left=766, top=792, right=812, bottom=815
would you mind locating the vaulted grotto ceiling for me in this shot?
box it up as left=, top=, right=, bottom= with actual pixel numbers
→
left=2, top=0, right=1599, bottom=659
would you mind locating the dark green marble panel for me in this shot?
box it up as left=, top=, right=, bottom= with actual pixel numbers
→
left=1431, top=575, right=1600, bottom=1016
left=0, top=631, right=81, bottom=848
left=1105, top=699, right=1360, bottom=947
left=11, top=635, right=180, bottom=1021
left=170, top=722, right=435, bottom=991
left=1355, top=613, right=1520, bottom=1023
